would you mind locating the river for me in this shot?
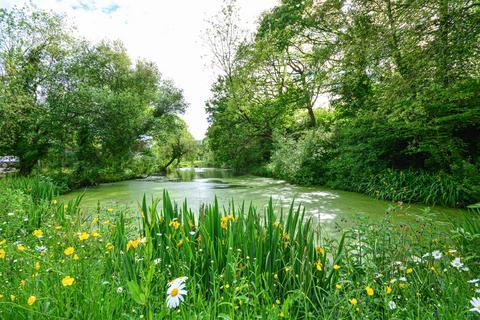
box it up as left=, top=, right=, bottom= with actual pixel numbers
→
left=61, top=167, right=465, bottom=234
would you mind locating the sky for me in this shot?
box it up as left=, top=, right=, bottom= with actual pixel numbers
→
left=0, top=0, right=278, bottom=139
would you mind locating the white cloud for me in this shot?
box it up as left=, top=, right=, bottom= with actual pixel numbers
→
left=0, top=0, right=278, bottom=139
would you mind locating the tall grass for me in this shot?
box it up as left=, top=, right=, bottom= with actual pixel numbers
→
left=0, top=175, right=61, bottom=203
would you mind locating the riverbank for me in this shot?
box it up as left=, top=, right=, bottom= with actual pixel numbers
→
left=1, top=176, right=479, bottom=319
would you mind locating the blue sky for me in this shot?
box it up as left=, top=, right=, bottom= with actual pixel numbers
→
left=0, top=0, right=277, bottom=139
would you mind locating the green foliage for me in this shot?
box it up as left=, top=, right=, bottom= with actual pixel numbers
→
left=1, top=185, right=479, bottom=318
left=205, top=0, right=480, bottom=207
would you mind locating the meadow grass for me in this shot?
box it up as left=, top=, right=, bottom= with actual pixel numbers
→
left=0, top=177, right=479, bottom=319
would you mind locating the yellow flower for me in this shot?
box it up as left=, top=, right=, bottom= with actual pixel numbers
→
left=399, top=283, right=406, bottom=289
left=10, top=295, right=16, bottom=301
left=27, top=295, right=36, bottom=305
left=220, top=215, right=235, bottom=229
left=385, top=286, right=392, bottom=294
left=78, top=232, right=90, bottom=241
left=315, top=260, right=323, bottom=271
left=51, top=199, right=57, bottom=205
left=73, top=254, right=79, bottom=261
left=92, top=216, right=99, bottom=224
left=0, top=239, right=6, bottom=245
left=336, top=284, right=342, bottom=289
left=105, top=243, right=113, bottom=250
left=35, top=261, right=41, bottom=270
left=315, top=246, right=325, bottom=255
left=32, top=229, right=43, bottom=238
left=92, top=231, right=100, bottom=238
left=334, top=264, right=341, bottom=271
left=225, top=283, right=230, bottom=289
left=177, top=240, right=184, bottom=248
left=102, top=220, right=110, bottom=225
left=62, top=276, right=75, bottom=287
left=17, top=245, right=27, bottom=252
left=276, top=299, right=281, bottom=305
left=107, top=208, right=113, bottom=212
left=366, top=287, right=374, bottom=296
left=349, top=298, right=357, bottom=305
left=64, top=247, right=75, bottom=256
left=20, top=279, right=26, bottom=286
left=64, top=204, right=68, bottom=209
left=0, top=249, right=5, bottom=259
left=127, top=239, right=141, bottom=251
left=169, top=220, right=180, bottom=230
left=0, top=294, right=3, bottom=299
left=406, top=268, right=413, bottom=274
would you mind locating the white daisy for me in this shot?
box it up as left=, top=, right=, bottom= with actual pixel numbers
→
left=411, top=255, right=422, bottom=263
left=470, top=297, right=480, bottom=313
left=432, top=250, right=442, bottom=260
left=450, top=257, right=464, bottom=269
left=399, top=277, right=407, bottom=282
left=467, top=279, right=480, bottom=284
left=166, top=278, right=187, bottom=309
left=117, top=287, right=124, bottom=293
left=388, top=301, right=397, bottom=310
left=153, top=258, right=161, bottom=265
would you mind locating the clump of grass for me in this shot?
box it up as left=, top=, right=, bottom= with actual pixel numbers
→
left=0, top=182, right=479, bottom=319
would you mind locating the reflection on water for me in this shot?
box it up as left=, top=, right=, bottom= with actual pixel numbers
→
left=62, top=168, right=465, bottom=235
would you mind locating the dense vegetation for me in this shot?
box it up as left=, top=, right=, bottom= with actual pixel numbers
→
left=0, top=7, right=197, bottom=189
left=205, top=0, right=480, bottom=207
left=1, top=176, right=479, bottom=319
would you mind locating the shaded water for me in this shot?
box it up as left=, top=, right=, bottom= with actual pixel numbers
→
left=62, top=168, right=465, bottom=234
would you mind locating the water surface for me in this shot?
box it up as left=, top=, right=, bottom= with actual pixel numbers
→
left=62, top=168, right=465, bottom=234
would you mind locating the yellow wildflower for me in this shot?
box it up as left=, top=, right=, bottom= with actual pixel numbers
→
left=73, top=254, right=79, bottom=261
left=177, top=240, right=184, bottom=248
left=336, top=284, right=342, bottom=289
left=315, top=246, right=325, bottom=255
left=169, top=220, right=180, bottom=230
left=127, top=239, right=141, bottom=251
left=102, top=220, right=110, bottom=225
left=220, top=215, right=234, bottom=230
left=78, top=232, right=89, bottom=241
left=349, top=298, right=357, bottom=305
left=276, top=299, right=281, bottom=305
left=27, top=295, right=36, bottom=305
left=399, top=283, right=406, bottom=289
left=10, top=295, right=15, bottom=301
left=17, top=245, right=27, bottom=252
left=92, top=216, right=99, bottom=224
left=62, top=276, right=75, bottom=287
left=64, top=247, right=75, bottom=256
left=385, top=286, right=392, bottom=294
left=0, top=249, right=5, bottom=259
left=92, top=231, right=100, bottom=238
left=20, top=279, right=26, bottom=286
left=32, top=229, right=43, bottom=238
left=107, top=208, right=113, bottom=212
left=315, top=260, right=323, bottom=271
left=0, top=239, right=5, bottom=245
left=406, top=268, right=413, bottom=274
left=334, top=264, right=341, bottom=271
left=35, top=261, right=40, bottom=270
left=105, top=243, right=113, bottom=250
left=51, top=199, right=57, bottom=205
left=366, top=287, right=374, bottom=296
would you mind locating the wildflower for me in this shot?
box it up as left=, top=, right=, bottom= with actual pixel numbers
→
left=315, top=260, right=323, bottom=271
left=35, top=261, right=40, bottom=270
left=0, top=249, right=5, bottom=259
left=103, top=220, right=110, bottom=225
left=64, top=247, right=75, bottom=256
left=169, top=220, right=180, bottom=230
left=51, top=200, right=57, bottom=205
left=17, top=245, right=27, bottom=252
left=27, top=295, right=36, bottom=305
left=10, top=295, right=15, bottom=301
left=406, top=268, right=413, bottom=274
left=336, top=284, right=342, bottom=289
left=451, top=257, right=464, bottom=269
left=117, top=287, right=123, bottom=293
left=73, top=254, right=79, bottom=260
left=399, top=283, right=406, bottom=289
left=107, top=208, right=113, bottom=213
left=220, top=215, right=234, bottom=229
left=315, top=246, right=325, bottom=255
left=276, top=299, right=281, bottom=305
left=20, top=279, right=26, bottom=286
left=470, top=297, right=480, bottom=313
left=32, top=230, right=43, bottom=238
left=127, top=239, right=141, bottom=251
left=154, top=258, right=161, bottom=265
left=166, top=277, right=187, bottom=309
left=78, top=232, right=89, bottom=241
left=349, top=298, right=357, bottom=305
left=334, top=264, right=341, bottom=271
left=92, top=231, right=100, bottom=238
left=468, top=279, right=480, bottom=284
left=177, top=240, right=184, bottom=248
left=399, top=277, right=407, bottom=282
left=411, top=255, right=422, bottom=263
left=35, top=246, right=47, bottom=253
left=366, top=287, right=374, bottom=296
left=388, top=301, right=396, bottom=310
left=432, top=250, right=442, bottom=260
left=62, top=276, right=75, bottom=287
left=106, top=243, right=113, bottom=250
left=385, top=286, right=393, bottom=294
